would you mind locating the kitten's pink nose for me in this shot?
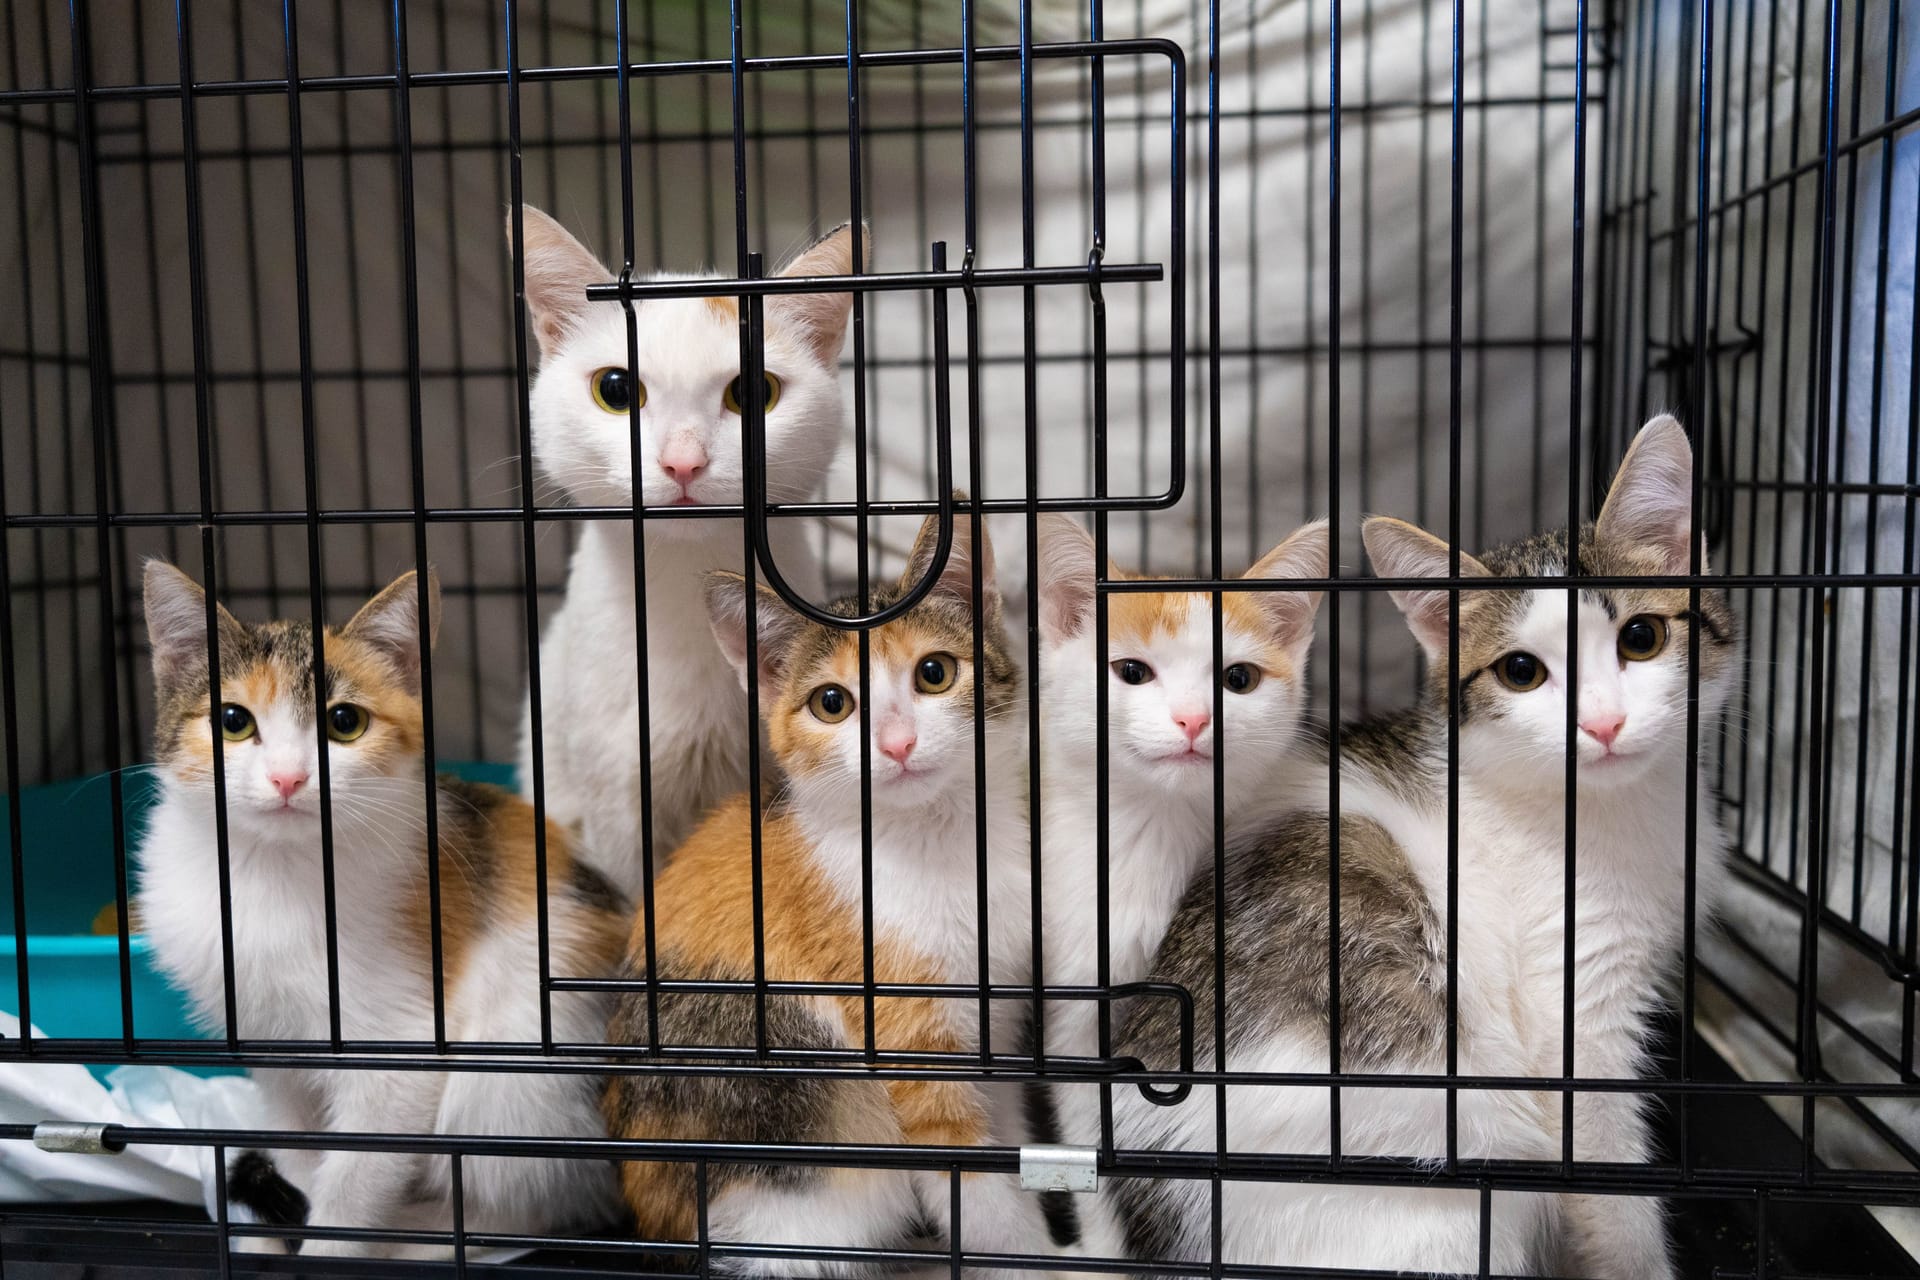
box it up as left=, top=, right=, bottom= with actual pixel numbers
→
left=659, top=445, right=708, bottom=491
left=1172, top=708, right=1211, bottom=743
left=877, top=725, right=917, bottom=764
left=1580, top=711, right=1625, bottom=750
left=268, top=769, right=309, bottom=801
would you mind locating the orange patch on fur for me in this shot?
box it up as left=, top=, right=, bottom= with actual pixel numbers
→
left=614, top=797, right=990, bottom=1170
left=704, top=295, right=739, bottom=322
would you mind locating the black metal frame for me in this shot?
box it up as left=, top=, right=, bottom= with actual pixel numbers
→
left=1, top=0, right=1916, bottom=1275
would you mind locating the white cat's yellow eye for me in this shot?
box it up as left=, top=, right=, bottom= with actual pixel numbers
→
left=326, top=703, right=371, bottom=742
left=1493, top=652, right=1547, bottom=692
left=914, top=653, right=958, bottom=695
left=219, top=704, right=256, bottom=742
left=723, top=373, right=782, bottom=415
left=1111, top=659, right=1154, bottom=685
left=809, top=684, right=853, bottom=723
left=1617, top=615, right=1668, bottom=662
left=590, top=367, right=644, bottom=414
left=1223, top=663, right=1262, bottom=694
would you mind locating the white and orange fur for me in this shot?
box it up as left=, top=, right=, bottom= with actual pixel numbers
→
left=601, top=510, right=1075, bottom=1278
left=136, top=564, right=627, bottom=1258
left=513, top=207, right=864, bottom=896
left=1109, top=417, right=1737, bottom=1277
left=1031, top=514, right=1330, bottom=1265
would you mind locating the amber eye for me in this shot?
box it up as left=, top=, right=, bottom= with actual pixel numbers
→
left=1618, top=615, right=1668, bottom=662
left=1494, top=652, right=1547, bottom=692
left=914, top=653, right=958, bottom=694
left=1223, top=663, right=1262, bottom=694
left=219, top=704, right=255, bottom=742
left=723, top=373, right=782, bottom=414
left=1111, top=659, right=1154, bottom=686
left=809, top=684, right=853, bottom=723
left=326, top=704, right=370, bottom=742
left=590, top=367, right=644, bottom=414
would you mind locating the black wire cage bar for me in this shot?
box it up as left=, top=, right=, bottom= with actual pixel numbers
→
left=1, top=0, right=1917, bottom=1276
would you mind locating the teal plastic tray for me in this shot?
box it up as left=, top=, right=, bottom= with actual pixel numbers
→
left=1, top=762, right=517, bottom=1050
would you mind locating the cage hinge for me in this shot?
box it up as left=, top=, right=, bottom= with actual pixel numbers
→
left=1019, top=1144, right=1098, bottom=1193
left=32, top=1121, right=122, bottom=1155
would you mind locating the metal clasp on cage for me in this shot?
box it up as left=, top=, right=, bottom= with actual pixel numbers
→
left=1019, top=1144, right=1098, bottom=1193
left=32, top=1122, right=123, bottom=1155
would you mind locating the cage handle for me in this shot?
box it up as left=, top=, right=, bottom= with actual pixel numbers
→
left=740, top=244, right=957, bottom=632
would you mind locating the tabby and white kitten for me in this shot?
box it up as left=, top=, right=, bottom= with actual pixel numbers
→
left=514, top=207, right=864, bottom=895
left=1031, top=514, right=1328, bottom=1265
left=601, top=509, right=1070, bottom=1278
left=137, top=564, right=627, bottom=1258
left=1112, top=417, right=1736, bottom=1277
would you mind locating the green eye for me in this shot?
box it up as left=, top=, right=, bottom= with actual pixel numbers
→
left=1223, top=663, right=1262, bottom=694
left=723, top=373, right=782, bottom=414
left=1494, top=652, right=1547, bottom=692
left=809, top=684, right=853, bottom=723
left=326, top=704, right=370, bottom=742
left=590, top=367, right=643, bottom=414
left=1111, top=659, right=1154, bottom=686
left=914, top=653, right=957, bottom=694
left=1618, top=615, right=1668, bottom=662
left=219, top=704, right=255, bottom=741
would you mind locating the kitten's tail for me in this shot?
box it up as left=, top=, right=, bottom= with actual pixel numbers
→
left=225, top=1149, right=311, bottom=1243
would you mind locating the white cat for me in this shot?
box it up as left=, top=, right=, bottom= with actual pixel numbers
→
left=512, top=207, right=863, bottom=895
left=136, top=564, right=627, bottom=1258
left=1112, top=417, right=1737, bottom=1277
left=1031, top=514, right=1329, bottom=1266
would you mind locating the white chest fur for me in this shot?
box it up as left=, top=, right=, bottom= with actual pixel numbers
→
left=521, top=519, right=822, bottom=895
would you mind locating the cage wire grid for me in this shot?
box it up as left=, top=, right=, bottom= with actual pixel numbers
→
left=0, top=0, right=1917, bottom=1275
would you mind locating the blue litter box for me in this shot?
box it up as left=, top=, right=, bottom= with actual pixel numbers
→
left=1, top=762, right=517, bottom=1054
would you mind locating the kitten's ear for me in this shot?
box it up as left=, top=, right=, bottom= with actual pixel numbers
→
left=903, top=493, right=999, bottom=624
left=512, top=205, right=606, bottom=361
left=1035, top=514, right=1097, bottom=645
left=1243, top=518, right=1329, bottom=660
left=705, top=571, right=812, bottom=699
left=1361, top=517, right=1490, bottom=661
left=342, top=569, right=441, bottom=695
left=1597, top=414, right=1697, bottom=574
left=769, top=222, right=869, bottom=367
left=143, top=560, right=246, bottom=687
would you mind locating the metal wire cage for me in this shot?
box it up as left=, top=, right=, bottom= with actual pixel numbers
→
left=1, top=0, right=1917, bottom=1275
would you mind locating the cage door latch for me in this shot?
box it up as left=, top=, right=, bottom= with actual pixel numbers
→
left=1019, top=1144, right=1098, bottom=1193
left=32, top=1122, right=122, bottom=1155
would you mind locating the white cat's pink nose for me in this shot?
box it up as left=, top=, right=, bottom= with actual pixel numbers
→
left=268, top=769, right=309, bottom=801
left=659, top=446, right=708, bottom=490
left=1172, top=708, right=1211, bottom=742
left=877, top=726, right=917, bottom=764
left=1580, top=712, right=1625, bottom=750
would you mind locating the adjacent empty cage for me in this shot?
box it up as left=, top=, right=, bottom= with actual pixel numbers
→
left=1, top=0, right=1917, bottom=1275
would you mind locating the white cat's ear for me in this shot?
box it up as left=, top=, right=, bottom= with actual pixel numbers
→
left=143, top=560, right=246, bottom=687
left=1035, top=514, right=1097, bottom=645
left=512, top=205, right=606, bottom=361
left=1597, top=414, right=1697, bottom=574
left=903, top=494, right=999, bottom=625
left=769, top=222, right=869, bottom=367
left=705, top=571, right=811, bottom=698
left=1243, top=518, right=1329, bottom=661
left=1361, top=517, right=1489, bottom=661
left=342, top=569, right=441, bottom=695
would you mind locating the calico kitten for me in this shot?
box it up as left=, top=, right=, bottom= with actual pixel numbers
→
left=137, top=564, right=627, bottom=1258
left=1031, top=514, right=1328, bottom=1265
left=602, top=509, right=1070, bottom=1278
left=1112, top=417, right=1737, bottom=1277
left=513, top=207, right=865, bottom=896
